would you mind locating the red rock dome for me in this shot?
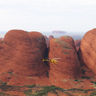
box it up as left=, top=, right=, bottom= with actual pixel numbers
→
left=0, top=30, right=48, bottom=76
left=49, top=36, right=80, bottom=88
left=80, top=29, right=96, bottom=74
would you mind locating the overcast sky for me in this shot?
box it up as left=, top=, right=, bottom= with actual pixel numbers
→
left=0, top=0, right=96, bottom=34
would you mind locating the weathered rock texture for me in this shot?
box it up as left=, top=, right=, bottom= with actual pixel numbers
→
left=49, top=36, right=80, bottom=88
left=80, top=29, right=96, bottom=74
left=0, top=30, right=48, bottom=77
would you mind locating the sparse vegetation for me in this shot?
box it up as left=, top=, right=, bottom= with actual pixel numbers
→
left=7, top=71, right=13, bottom=75
left=24, top=89, right=32, bottom=96
left=63, top=52, right=69, bottom=54
left=0, top=92, right=11, bottom=96
left=0, top=80, right=96, bottom=96
left=91, top=81, right=96, bottom=85
left=90, top=91, right=96, bottom=96
left=24, top=84, right=36, bottom=88
left=54, top=39, right=72, bottom=50
left=81, top=76, right=90, bottom=79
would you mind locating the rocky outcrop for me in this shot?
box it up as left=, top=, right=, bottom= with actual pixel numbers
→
left=1, top=29, right=96, bottom=94
left=52, top=30, right=66, bottom=34
left=80, top=29, right=96, bottom=74
left=49, top=35, right=54, bottom=40
left=49, top=36, right=80, bottom=88
left=0, top=30, right=48, bottom=77
left=75, top=40, right=81, bottom=52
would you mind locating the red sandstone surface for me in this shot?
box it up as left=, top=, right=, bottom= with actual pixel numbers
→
left=49, top=36, right=80, bottom=88
left=0, top=29, right=96, bottom=96
left=0, top=30, right=49, bottom=86
left=80, top=29, right=96, bottom=74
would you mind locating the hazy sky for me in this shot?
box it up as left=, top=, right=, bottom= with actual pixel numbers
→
left=0, top=0, right=96, bottom=34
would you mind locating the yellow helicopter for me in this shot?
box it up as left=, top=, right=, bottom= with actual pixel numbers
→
left=42, top=58, right=61, bottom=64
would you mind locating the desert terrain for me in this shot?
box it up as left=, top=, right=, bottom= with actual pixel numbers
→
left=0, top=29, right=96, bottom=96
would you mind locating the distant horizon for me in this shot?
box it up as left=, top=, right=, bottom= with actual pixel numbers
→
left=0, top=30, right=86, bottom=34
left=0, top=30, right=85, bottom=40
left=0, top=28, right=95, bottom=34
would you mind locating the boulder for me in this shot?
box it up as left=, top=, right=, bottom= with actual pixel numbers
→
left=49, top=36, right=80, bottom=87
left=80, top=29, right=96, bottom=74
